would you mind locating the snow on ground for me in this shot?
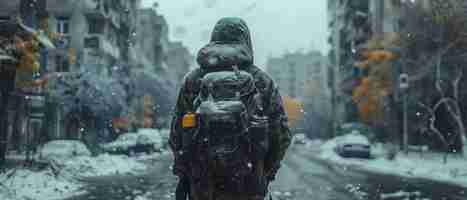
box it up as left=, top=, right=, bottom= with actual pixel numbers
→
left=380, top=190, right=425, bottom=200
left=0, top=168, right=84, bottom=200
left=303, top=139, right=324, bottom=149
left=0, top=152, right=160, bottom=199
left=58, top=153, right=150, bottom=177
left=124, top=189, right=154, bottom=200
left=315, top=135, right=467, bottom=188
left=0, top=133, right=167, bottom=200
left=135, top=150, right=169, bottom=161
left=40, top=140, right=92, bottom=160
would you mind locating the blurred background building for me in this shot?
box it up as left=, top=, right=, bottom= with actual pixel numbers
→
left=0, top=0, right=192, bottom=154
left=266, top=50, right=329, bottom=137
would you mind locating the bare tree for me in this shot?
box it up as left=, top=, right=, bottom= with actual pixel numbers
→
left=397, top=1, right=467, bottom=156
left=418, top=69, right=465, bottom=163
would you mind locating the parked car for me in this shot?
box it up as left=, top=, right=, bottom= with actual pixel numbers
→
left=39, top=140, right=91, bottom=163
left=334, top=131, right=371, bottom=159
left=336, top=122, right=376, bottom=142
left=101, top=129, right=163, bottom=156
left=293, top=133, right=307, bottom=145
left=137, top=128, right=164, bottom=151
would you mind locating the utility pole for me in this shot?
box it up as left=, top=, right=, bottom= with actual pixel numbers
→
left=400, top=73, right=409, bottom=154
left=403, top=90, right=408, bottom=154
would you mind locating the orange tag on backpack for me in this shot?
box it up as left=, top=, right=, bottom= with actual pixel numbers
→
left=182, top=113, right=196, bottom=128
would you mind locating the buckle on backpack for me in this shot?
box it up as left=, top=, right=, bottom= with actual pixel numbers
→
left=182, top=113, right=197, bottom=128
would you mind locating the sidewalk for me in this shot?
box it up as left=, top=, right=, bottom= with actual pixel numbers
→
left=0, top=167, right=85, bottom=200
left=0, top=151, right=163, bottom=200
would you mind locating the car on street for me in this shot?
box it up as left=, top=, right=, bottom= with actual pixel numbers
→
left=334, top=131, right=371, bottom=159
left=337, top=122, right=376, bottom=142
left=100, top=129, right=163, bottom=156
left=137, top=128, right=164, bottom=151
left=293, top=133, right=307, bottom=145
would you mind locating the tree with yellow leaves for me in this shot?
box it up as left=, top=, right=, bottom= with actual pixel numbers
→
left=15, top=36, right=40, bottom=72
left=352, top=35, right=399, bottom=124
left=143, top=95, right=155, bottom=128
left=282, top=96, right=304, bottom=128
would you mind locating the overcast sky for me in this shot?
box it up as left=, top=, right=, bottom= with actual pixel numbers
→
left=142, top=0, right=329, bottom=67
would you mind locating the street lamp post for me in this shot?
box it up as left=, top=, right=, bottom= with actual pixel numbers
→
left=400, top=73, right=409, bottom=155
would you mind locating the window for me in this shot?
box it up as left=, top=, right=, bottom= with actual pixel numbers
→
left=0, top=17, right=9, bottom=22
left=55, top=55, right=69, bottom=72
left=88, top=18, right=104, bottom=34
left=56, top=17, right=70, bottom=34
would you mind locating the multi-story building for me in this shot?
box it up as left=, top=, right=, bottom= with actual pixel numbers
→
left=0, top=0, right=140, bottom=76
left=45, top=0, right=141, bottom=139
left=127, top=8, right=192, bottom=129
left=0, top=0, right=141, bottom=141
left=266, top=51, right=326, bottom=101
left=327, top=0, right=368, bottom=125
left=266, top=50, right=328, bottom=135
left=133, top=8, right=169, bottom=74
left=165, top=41, right=193, bottom=89
left=45, top=0, right=140, bottom=77
left=133, top=8, right=192, bottom=89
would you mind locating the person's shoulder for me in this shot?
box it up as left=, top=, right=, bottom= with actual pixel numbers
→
left=182, top=68, right=203, bottom=83
left=248, top=65, right=274, bottom=91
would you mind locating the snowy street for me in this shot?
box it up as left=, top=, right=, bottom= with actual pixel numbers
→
left=62, top=146, right=467, bottom=200
left=3, top=0, right=467, bottom=200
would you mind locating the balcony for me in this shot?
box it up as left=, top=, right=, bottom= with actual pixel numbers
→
left=84, top=0, right=124, bottom=29
left=84, top=35, right=120, bottom=59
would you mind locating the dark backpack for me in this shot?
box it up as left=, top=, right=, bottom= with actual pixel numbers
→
left=191, top=66, right=270, bottom=195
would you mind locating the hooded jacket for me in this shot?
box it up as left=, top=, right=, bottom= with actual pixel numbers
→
left=169, top=17, right=291, bottom=180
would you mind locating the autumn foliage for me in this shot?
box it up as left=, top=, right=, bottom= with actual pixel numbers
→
left=143, top=95, right=155, bottom=128
left=352, top=35, right=399, bottom=123
left=355, top=50, right=397, bottom=69
left=14, top=35, right=40, bottom=73
left=112, top=117, right=130, bottom=133
left=282, top=96, right=304, bottom=127
left=2, top=17, right=61, bottom=91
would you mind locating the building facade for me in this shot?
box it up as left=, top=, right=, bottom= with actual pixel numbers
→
left=266, top=50, right=328, bottom=136
left=46, top=0, right=141, bottom=140
left=44, top=0, right=141, bottom=77
left=266, top=51, right=327, bottom=101
left=0, top=0, right=141, bottom=143
left=165, top=41, right=193, bottom=89
left=133, top=8, right=192, bottom=89
left=133, top=8, right=169, bottom=74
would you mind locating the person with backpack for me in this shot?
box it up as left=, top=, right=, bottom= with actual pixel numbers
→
left=169, top=17, right=292, bottom=200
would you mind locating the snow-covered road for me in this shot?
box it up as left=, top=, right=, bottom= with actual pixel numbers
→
left=275, top=146, right=467, bottom=200
left=65, top=146, right=467, bottom=200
